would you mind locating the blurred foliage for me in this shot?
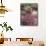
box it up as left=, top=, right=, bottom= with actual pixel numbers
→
left=0, top=22, right=13, bottom=32
left=21, top=3, right=38, bottom=11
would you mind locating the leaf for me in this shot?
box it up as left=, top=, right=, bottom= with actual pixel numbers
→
left=0, top=24, right=2, bottom=26
left=6, top=26, right=13, bottom=31
left=3, top=22, right=7, bottom=27
left=6, top=27, right=9, bottom=32
left=10, top=28, right=13, bottom=31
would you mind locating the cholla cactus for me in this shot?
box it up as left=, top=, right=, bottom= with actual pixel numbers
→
left=0, top=22, right=13, bottom=32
